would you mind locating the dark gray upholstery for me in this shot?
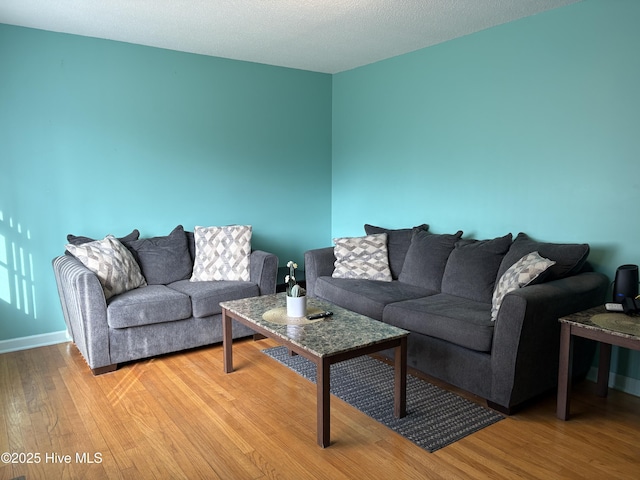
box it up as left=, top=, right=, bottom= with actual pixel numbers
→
left=364, top=223, right=428, bottom=278
left=383, top=294, right=494, bottom=352
left=67, top=229, right=140, bottom=245
left=305, top=230, right=609, bottom=413
left=497, top=232, right=590, bottom=281
left=107, top=285, right=192, bottom=328
left=315, top=276, right=430, bottom=320
left=441, top=233, right=513, bottom=303
left=168, top=280, right=259, bottom=318
left=53, top=245, right=278, bottom=374
left=108, top=315, right=256, bottom=365
left=124, top=225, right=192, bottom=285
left=398, top=230, right=462, bottom=291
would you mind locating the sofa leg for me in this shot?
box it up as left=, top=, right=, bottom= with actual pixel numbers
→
left=487, top=401, right=513, bottom=415
left=92, top=364, right=118, bottom=375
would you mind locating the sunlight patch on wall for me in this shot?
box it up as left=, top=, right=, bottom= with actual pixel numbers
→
left=0, top=233, right=9, bottom=305
left=0, top=210, right=37, bottom=318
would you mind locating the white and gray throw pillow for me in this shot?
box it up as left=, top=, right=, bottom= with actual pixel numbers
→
left=190, top=225, right=252, bottom=282
left=332, top=233, right=392, bottom=282
left=66, top=235, right=146, bottom=299
left=491, top=251, right=555, bottom=321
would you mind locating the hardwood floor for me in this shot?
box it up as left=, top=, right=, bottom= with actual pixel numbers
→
left=1, top=338, right=639, bottom=479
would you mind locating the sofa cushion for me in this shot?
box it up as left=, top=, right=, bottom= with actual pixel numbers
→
left=497, top=232, right=590, bottom=282
left=191, top=225, right=252, bottom=282
left=364, top=223, right=429, bottom=279
left=124, top=225, right=192, bottom=285
left=66, top=235, right=147, bottom=300
left=491, top=251, right=556, bottom=321
left=441, top=233, right=513, bottom=303
left=65, top=229, right=141, bottom=257
left=168, top=279, right=260, bottom=318
left=383, top=294, right=494, bottom=352
left=107, top=285, right=192, bottom=328
left=315, top=276, right=431, bottom=320
left=398, top=229, right=463, bottom=291
left=185, top=230, right=197, bottom=261
left=332, top=233, right=392, bottom=282
left=67, top=229, right=140, bottom=246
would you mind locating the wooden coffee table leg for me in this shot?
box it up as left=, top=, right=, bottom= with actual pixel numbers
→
left=395, top=336, right=407, bottom=418
left=317, top=357, right=331, bottom=448
left=222, top=309, right=233, bottom=373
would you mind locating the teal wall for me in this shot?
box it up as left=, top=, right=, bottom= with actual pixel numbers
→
left=2, top=0, right=639, bottom=391
left=332, top=0, right=640, bottom=384
left=0, top=24, right=332, bottom=340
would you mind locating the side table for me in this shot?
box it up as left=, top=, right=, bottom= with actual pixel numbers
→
left=557, top=305, right=640, bottom=420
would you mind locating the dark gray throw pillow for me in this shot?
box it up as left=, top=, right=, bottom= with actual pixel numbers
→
left=185, top=230, right=196, bottom=261
left=398, top=229, right=463, bottom=291
left=364, top=223, right=429, bottom=279
left=441, top=233, right=513, bottom=303
left=497, top=232, right=590, bottom=282
left=67, top=229, right=140, bottom=245
left=125, top=225, right=192, bottom=285
left=65, top=229, right=141, bottom=257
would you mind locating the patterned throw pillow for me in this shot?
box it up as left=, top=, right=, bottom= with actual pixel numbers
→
left=491, top=251, right=555, bottom=321
left=332, top=233, right=392, bottom=282
left=190, top=225, right=252, bottom=282
left=66, top=235, right=147, bottom=299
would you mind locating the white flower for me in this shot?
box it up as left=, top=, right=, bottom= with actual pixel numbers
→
left=285, top=260, right=304, bottom=297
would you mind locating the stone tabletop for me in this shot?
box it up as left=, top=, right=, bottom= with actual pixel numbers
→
left=560, top=305, right=640, bottom=339
left=220, top=293, right=409, bottom=358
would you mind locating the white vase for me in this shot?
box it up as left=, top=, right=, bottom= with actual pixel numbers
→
left=286, top=295, right=307, bottom=318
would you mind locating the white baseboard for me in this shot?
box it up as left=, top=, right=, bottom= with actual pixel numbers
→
left=587, top=367, right=640, bottom=398
left=0, top=330, right=71, bottom=354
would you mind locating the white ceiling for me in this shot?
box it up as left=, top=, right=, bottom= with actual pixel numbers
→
left=0, top=0, right=581, bottom=74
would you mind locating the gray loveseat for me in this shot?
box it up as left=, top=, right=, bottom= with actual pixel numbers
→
left=305, top=225, right=609, bottom=413
left=53, top=225, right=277, bottom=374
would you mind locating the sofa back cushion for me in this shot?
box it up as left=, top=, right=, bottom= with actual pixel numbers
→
left=364, top=223, right=428, bottom=279
left=398, top=229, right=463, bottom=291
left=497, top=232, right=590, bottom=282
left=125, top=225, right=192, bottom=285
left=65, top=229, right=140, bottom=257
left=441, top=233, right=513, bottom=303
left=67, top=229, right=140, bottom=246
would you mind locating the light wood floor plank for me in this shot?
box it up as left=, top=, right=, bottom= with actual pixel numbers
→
left=1, top=337, right=639, bottom=479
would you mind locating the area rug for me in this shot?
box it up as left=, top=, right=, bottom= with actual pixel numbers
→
left=263, top=346, right=503, bottom=452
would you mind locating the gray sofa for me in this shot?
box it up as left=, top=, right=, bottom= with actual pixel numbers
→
left=305, top=225, right=609, bottom=413
left=53, top=226, right=277, bottom=374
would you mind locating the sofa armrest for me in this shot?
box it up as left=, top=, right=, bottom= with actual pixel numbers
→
left=490, top=271, right=609, bottom=409
left=304, top=247, right=335, bottom=298
left=250, top=250, right=279, bottom=295
left=52, top=255, right=112, bottom=370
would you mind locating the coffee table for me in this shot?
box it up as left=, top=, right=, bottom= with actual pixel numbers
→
left=220, top=293, right=409, bottom=447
